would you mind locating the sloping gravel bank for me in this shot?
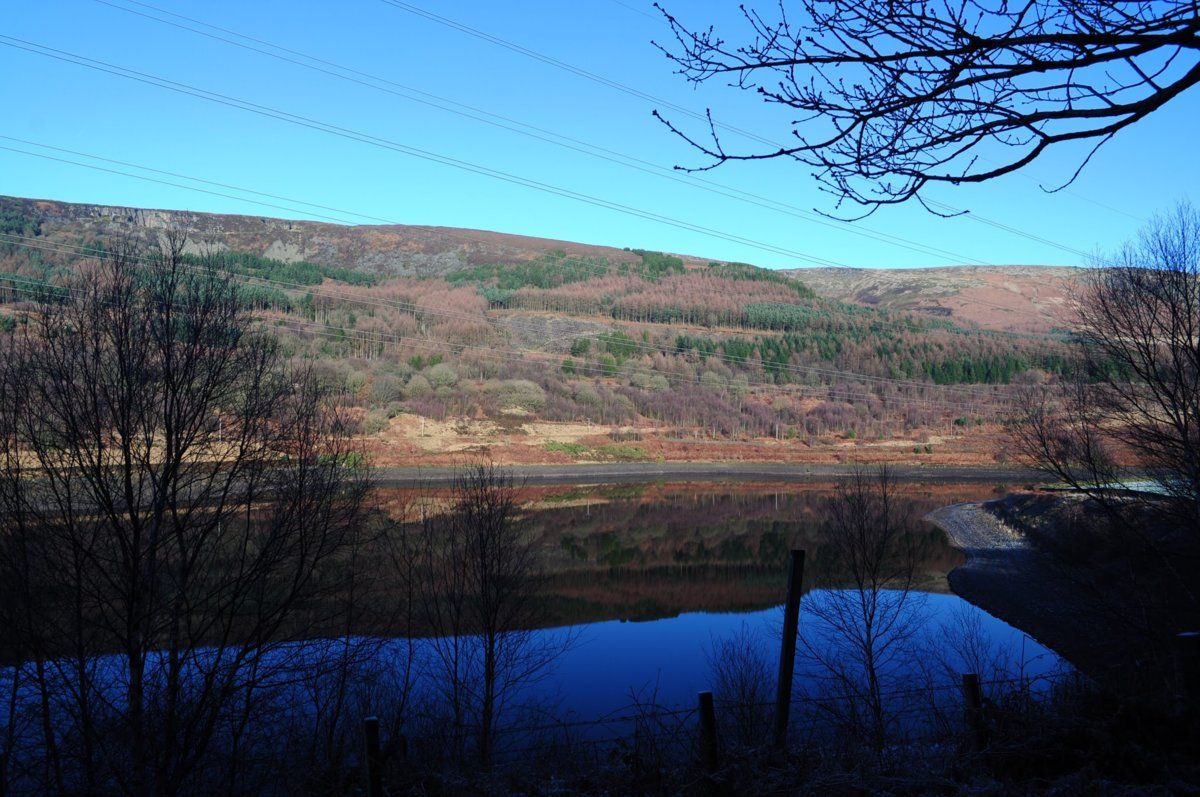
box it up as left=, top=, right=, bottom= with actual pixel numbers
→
left=926, top=502, right=1127, bottom=685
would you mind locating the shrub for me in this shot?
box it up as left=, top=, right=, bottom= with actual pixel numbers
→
left=486, top=379, right=546, bottom=411
left=699, top=370, right=726, bottom=391
left=425, top=363, right=459, bottom=389
left=404, top=374, right=433, bottom=398
left=362, top=409, right=390, bottom=436
left=369, top=375, right=405, bottom=407
left=573, top=383, right=602, bottom=408
left=594, top=444, right=647, bottom=461
left=545, top=441, right=589, bottom=458
left=630, top=370, right=669, bottom=392
left=344, top=370, right=369, bottom=397
left=408, top=354, right=443, bottom=371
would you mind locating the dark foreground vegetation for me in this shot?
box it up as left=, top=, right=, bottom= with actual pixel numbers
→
left=0, top=208, right=1198, bottom=793
left=1010, top=203, right=1200, bottom=705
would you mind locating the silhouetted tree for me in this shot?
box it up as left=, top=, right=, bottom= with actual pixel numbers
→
left=655, top=1, right=1200, bottom=211
left=0, top=233, right=369, bottom=795
left=400, top=463, right=567, bottom=768
left=1014, top=201, right=1200, bottom=534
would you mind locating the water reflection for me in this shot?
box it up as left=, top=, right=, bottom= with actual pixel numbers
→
left=366, top=480, right=1060, bottom=724
left=371, top=480, right=1001, bottom=625
left=527, top=592, right=1060, bottom=724
left=1, top=479, right=1066, bottom=790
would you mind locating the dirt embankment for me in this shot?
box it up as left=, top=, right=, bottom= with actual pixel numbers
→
left=362, top=414, right=1016, bottom=469
left=927, top=499, right=1177, bottom=694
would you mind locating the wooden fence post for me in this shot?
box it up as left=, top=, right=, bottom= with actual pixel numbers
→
left=773, top=549, right=806, bottom=751
left=396, top=732, right=408, bottom=763
left=1178, top=631, right=1200, bottom=708
left=698, top=690, right=719, bottom=775
left=363, top=716, right=383, bottom=797
left=962, top=673, right=988, bottom=752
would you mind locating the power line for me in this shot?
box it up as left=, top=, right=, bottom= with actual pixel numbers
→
left=0, top=143, right=369, bottom=226
left=374, top=0, right=782, bottom=150
left=0, top=135, right=396, bottom=225
left=88, top=0, right=990, bottom=266
left=369, top=1, right=1116, bottom=264
left=0, top=136, right=652, bottom=292
left=0, top=34, right=846, bottom=269
left=925, top=201, right=1097, bottom=263
left=12, top=7, right=1107, bottom=272
left=601, top=0, right=658, bottom=21
left=0, top=135, right=841, bottom=299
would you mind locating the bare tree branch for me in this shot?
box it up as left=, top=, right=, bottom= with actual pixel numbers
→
left=654, top=1, right=1200, bottom=210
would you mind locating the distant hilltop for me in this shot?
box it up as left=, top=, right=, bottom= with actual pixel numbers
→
left=784, top=265, right=1082, bottom=334
left=2, top=194, right=1080, bottom=333
left=0, top=194, right=649, bottom=279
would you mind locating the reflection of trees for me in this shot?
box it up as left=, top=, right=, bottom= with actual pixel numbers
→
left=369, top=483, right=982, bottom=629
left=801, top=468, right=929, bottom=750
left=388, top=464, right=570, bottom=767
left=534, top=487, right=965, bottom=625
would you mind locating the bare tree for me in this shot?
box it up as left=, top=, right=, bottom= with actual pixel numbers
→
left=705, top=623, right=772, bottom=748
left=398, top=463, right=566, bottom=768
left=0, top=233, right=369, bottom=796
left=801, top=466, right=926, bottom=750
left=1013, top=201, right=1200, bottom=533
left=1008, top=203, right=1200, bottom=695
left=655, top=1, right=1200, bottom=211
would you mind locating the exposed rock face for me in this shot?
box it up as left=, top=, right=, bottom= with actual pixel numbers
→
left=0, top=194, right=642, bottom=277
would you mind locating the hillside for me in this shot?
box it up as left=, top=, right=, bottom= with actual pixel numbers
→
left=786, top=265, right=1083, bottom=334
left=0, top=195, right=1077, bottom=466
left=0, top=195, right=649, bottom=277
left=2, top=196, right=1078, bottom=332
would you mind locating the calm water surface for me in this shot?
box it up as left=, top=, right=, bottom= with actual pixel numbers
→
left=377, top=480, right=1064, bottom=721
left=1, top=480, right=1065, bottom=758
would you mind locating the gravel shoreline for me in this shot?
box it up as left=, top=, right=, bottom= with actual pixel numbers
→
left=926, top=501, right=1134, bottom=687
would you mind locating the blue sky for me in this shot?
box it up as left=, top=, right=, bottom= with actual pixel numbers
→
left=2, top=0, right=1196, bottom=269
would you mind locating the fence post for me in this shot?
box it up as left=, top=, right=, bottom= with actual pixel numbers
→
left=773, top=549, right=806, bottom=751
left=396, top=732, right=408, bottom=763
left=1178, top=631, right=1200, bottom=709
left=363, top=716, right=383, bottom=797
left=697, top=690, right=719, bottom=775
left=962, top=673, right=987, bottom=752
